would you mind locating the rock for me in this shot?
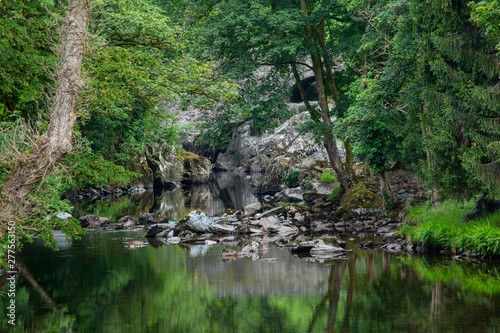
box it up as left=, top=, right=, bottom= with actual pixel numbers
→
left=256, top=156, right=290, bottom=195
left=291, top=240, right=321, bottom=253
left=310, top=243, right=351, bottom=258
left=127, top=154, right=154, bottom=189
left=175, top=211, right=214, bottom=234
left=117, top=216, right=137, bottom=225
left=79, top=215, right=110, bottom=229
left=382, top=243, right=402, bottom=252
left=205, top=240, right=218, bottom=245
left=138, top=213, right=168, bottom=224
left=181, top=152, right=213, bottom=184
left=334, top=183, right=384, bottom=219
left=254, top=207, right=285, bottom=219
left=145, top=226, right=171, bottom=238
left=214, top=111, right=329, bottom=172
left=209, top=224, right=236, bottom=234
left=244, top=202, right=262, bottom=216
left=55, top=212, right=73, bottom=221
left=146, top=143, right=183, bottom=188
left=377, top=227, right=392, bottom=234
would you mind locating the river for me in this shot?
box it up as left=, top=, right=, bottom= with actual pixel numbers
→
left=2, top=172, right=500, bottom=332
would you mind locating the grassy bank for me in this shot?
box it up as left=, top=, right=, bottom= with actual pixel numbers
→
left=400, top=201, right=500, bottom=256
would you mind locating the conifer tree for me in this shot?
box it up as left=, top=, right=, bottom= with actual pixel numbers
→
left=413, top=0, right=500, bottom=201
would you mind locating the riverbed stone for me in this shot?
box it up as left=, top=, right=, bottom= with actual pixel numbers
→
left=139, top=213, right=168, bottom=224
left=244, top=202, right=262, bottom=216
left=79, top=215, right=110, bottom=229
left=145, top=225, right=170, bottom=238
left=175, top=211, right=214, bottom=234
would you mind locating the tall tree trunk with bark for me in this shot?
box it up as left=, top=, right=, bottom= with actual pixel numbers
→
left=0, top=0, right=90, bottom=232
left=299, top=0, right=351, bottom=193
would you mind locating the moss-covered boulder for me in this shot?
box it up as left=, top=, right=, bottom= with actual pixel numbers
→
left=128, top=154, right=154, bottom=189
left=180, top=151, right=213, bottom=184
left=335, top=182, right=384, bottom=219
left=146, top=143, right=183, bottom=189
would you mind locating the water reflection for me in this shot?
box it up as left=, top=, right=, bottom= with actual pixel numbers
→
left=3, top=231, right=500, bottom=332
left=74, top=172, right=261, bottom=221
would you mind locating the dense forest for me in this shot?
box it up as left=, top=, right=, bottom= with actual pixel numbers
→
left=0, top=0, right=500, bottom=265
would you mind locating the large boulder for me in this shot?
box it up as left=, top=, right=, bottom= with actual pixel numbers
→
left=146, top=143, right=183, bottom=189
left=180, top=152, right=213, bottom=184
left=127, top=154, right=154, bottom=190
left=138, top=213, right=168, bottom=224
left=335, top=183, right=384, bottom=219
left=256, top=156, right=290, bottom=195
left=174, top=211, right=214, bottom=234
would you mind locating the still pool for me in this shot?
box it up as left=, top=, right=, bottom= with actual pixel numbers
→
left=2, top=172, right=500, bottom=332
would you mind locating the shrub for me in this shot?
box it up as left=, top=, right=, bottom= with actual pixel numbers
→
left=319, top=170, right=337, bottom=182
left=285, top=169, right=300, bottom=188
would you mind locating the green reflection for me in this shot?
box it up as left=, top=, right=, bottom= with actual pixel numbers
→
left=1, top=233, right=500, bottom=332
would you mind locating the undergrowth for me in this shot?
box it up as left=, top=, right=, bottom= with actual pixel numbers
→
left=400, top=200, right=500, bottom=255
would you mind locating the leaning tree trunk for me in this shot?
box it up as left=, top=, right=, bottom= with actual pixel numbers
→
left=310, top=52, right=351, bottom=192
left=0, top=0, right=90, bottom=230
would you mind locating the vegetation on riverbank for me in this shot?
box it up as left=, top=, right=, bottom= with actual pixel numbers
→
left=400, top=201, right=500, bottom=256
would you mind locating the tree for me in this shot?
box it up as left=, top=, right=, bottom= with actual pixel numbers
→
left=411, top=0, right=500, bottom=204
left=0, top=0, right=90, bottom=262
left=186, top=0, right=356, bottom=192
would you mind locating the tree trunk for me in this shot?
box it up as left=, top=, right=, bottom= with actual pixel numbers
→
left=0, top=0, right=90, bottom=229
left=420, top=107, right=440, bottom=207
left=309, top=52, right=351, bottom=192
left=379, top=170, right=393, bottom=208
left=316, top=21, right=356, bottom=183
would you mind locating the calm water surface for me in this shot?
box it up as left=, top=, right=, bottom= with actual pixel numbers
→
left=2, top=173, right=500, bottom=332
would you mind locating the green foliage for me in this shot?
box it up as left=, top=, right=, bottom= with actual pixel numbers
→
left=285, top=169, right=300, bottom=188
left=328, top=185, right=343, bottom=201
left=319, top=170, right=337, bottom=182
left=0, top=0, right=59, bottom=121
left=401, top=200, right=500, bottom=255
left=196, top=106, right=240, bottom=150
left=67, top=150, right=140, bottom=189
left=470, top=0, right=500, bottom=50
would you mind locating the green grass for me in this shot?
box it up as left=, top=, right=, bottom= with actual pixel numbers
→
left=319, top=170, right=337, bottom=182
left=327, top=185, right=342, bottom=201
left=400, top=200, right=500, bottom=255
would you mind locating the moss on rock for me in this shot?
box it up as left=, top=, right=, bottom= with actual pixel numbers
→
left=335, top=182, right=384, bottom=219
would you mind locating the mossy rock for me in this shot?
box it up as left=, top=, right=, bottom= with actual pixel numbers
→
left=335, top=182, right=384, bottom=219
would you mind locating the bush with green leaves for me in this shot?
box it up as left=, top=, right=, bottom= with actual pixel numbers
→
left=285, top=169, right=300, bottom=188
left=319, top=170, right=337, bottom=182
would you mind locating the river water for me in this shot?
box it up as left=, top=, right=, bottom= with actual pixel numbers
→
left=2, top=172, right=500, bottom=332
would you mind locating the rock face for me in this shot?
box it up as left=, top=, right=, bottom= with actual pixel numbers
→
left=146, top=143, right=213, bottom=188
left=128, top=154, right=154, bottom=190
left=215, top=110, right=331, bottom=172
left=146, top=143, right=183, bottom=189
left=181, top=152, right=213, bottom=184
